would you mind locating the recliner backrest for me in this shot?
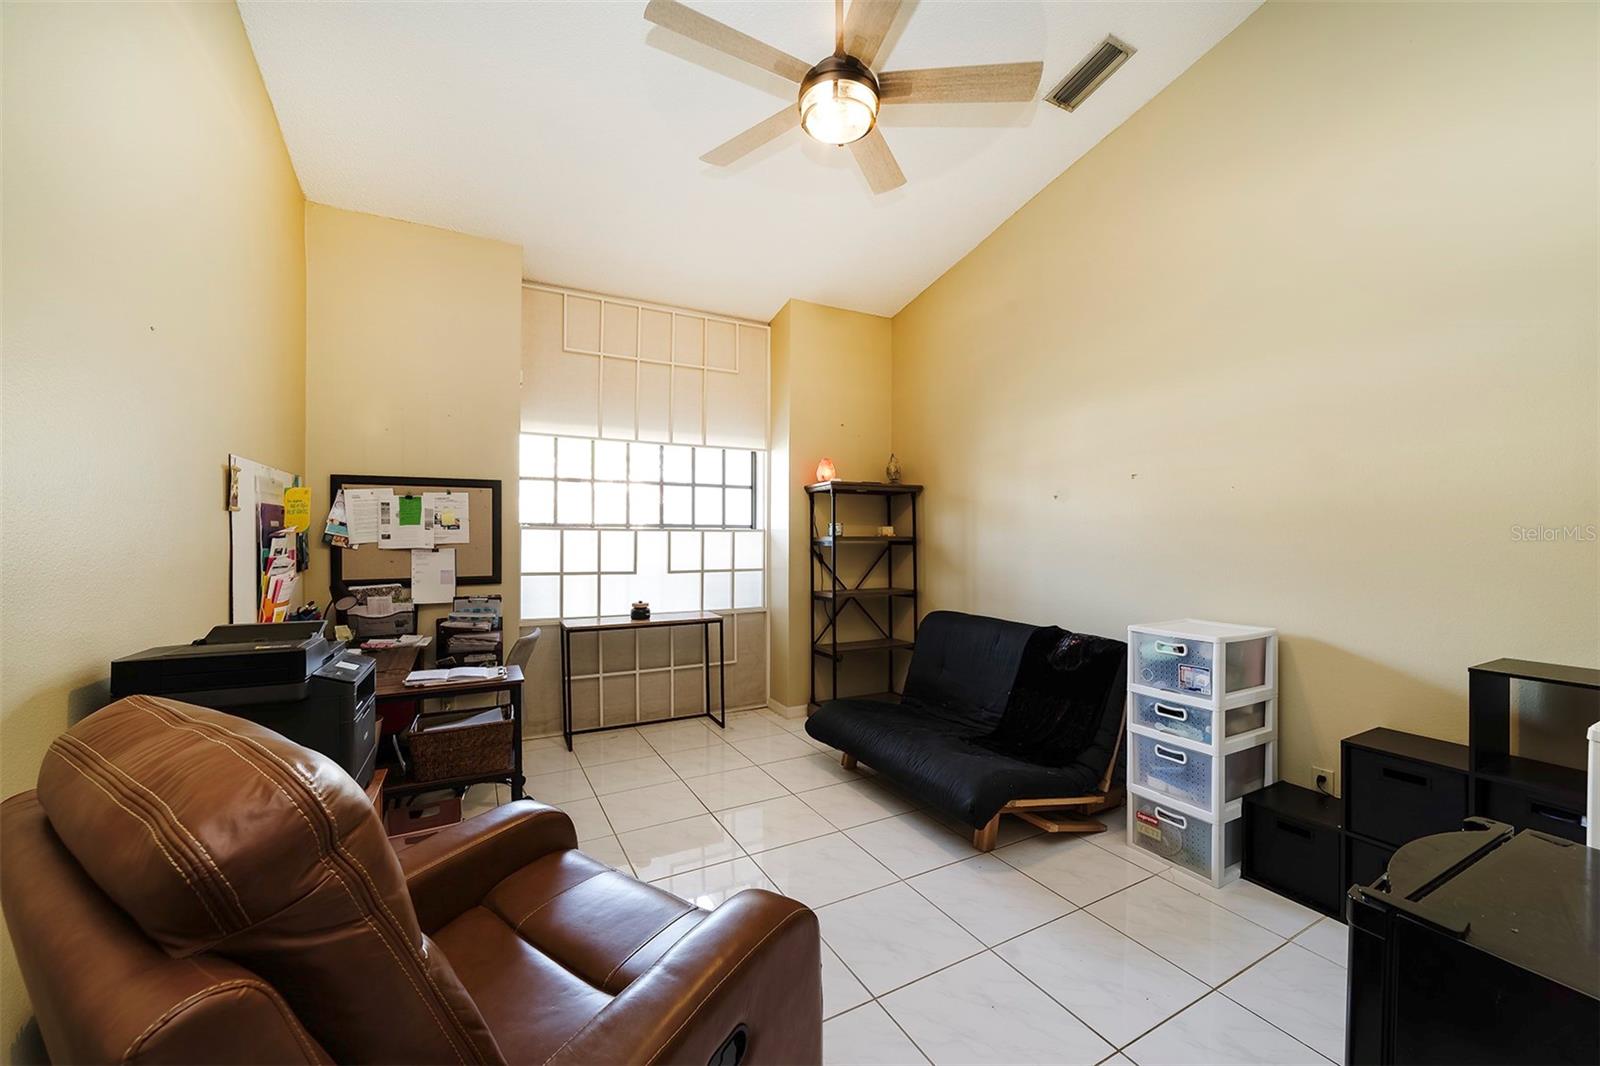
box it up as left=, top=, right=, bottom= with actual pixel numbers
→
left=34, top=696, right=503, bottom=1064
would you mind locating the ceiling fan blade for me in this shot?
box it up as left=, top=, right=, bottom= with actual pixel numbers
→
left=878, top=61, right=1044, bottom=104
left=700, top=106, right=799, bottom=166
left=849, top=127, right=906, bottom=194
left=842, top=0, right=902, bottom=69
left=644, top=0, right=811, bottom=82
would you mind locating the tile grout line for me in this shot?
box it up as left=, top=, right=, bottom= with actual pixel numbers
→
left=532, top=715, right=1340, bottom=1063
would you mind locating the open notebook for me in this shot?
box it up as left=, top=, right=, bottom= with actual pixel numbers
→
left=403, top=666, right=506, bottom=686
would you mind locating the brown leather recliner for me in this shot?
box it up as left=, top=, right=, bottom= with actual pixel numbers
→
left=0, top=696, right=822, bottom=1064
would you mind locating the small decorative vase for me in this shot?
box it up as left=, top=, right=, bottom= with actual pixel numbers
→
left=885, top=453, right=902, bottom=483
left=630, top=601, right=651, bottom=621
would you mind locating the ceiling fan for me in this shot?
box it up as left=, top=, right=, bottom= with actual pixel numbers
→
left=644, top=0, right=1044, bottom=194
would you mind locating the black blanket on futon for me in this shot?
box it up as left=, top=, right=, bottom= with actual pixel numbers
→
left=975, top=628, right=1128, bottom=767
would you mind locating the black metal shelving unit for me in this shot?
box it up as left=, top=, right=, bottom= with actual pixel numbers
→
left=806, top=480, right=922, bottom=711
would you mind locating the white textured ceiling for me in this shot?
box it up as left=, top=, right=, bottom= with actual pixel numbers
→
left=240, top=1, right=1257, bottom=320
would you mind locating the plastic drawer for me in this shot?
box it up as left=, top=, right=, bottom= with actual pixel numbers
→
left=1131, top=794, right=1242, bottom=881
left=1223, top=637, right=1270, bottom=692
left=1131, top=733, right=1267, bottom=813
left=1133, top=635, right=1216, bottom=698
left=1132, top=694, right=1268, bottom=746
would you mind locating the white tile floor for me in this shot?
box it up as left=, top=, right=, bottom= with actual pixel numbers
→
left=461, top=709, right=1349, bottom=1066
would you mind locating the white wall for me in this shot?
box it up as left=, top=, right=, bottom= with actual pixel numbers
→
left=891, top=0, right=1599, bottom=787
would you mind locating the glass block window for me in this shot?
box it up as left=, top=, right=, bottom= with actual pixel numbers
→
left=520, top=434, right=764, bottom=620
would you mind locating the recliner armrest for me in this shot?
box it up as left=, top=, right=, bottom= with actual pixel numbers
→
left=544, top=889, right=822, bottom=1066
left=397, top=800, right=577, bottom=934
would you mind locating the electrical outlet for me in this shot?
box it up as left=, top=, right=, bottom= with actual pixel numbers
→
left=1313, top=765, right=1336, bottom=796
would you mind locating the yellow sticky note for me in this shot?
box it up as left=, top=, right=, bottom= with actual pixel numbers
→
left=284, top=486, right=311, bottom=531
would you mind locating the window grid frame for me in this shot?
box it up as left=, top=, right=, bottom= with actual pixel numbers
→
left=519, top=434, right=766, bottom=623
left=520, top=436, right=757, bottom=531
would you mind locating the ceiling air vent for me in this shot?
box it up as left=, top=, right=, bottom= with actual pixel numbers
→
left=1046, top=36, right=1135, bottom=112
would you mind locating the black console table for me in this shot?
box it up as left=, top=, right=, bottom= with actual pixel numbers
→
left=558, top=612, right=726, bottom=750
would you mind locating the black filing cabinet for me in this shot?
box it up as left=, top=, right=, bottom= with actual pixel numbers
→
left=1242, top=782, right=1344, bottom=917
left=1341, top=728, right=1468, bottom=893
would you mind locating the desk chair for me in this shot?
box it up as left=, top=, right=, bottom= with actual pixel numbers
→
left=505, top=628, right=541, bottom=673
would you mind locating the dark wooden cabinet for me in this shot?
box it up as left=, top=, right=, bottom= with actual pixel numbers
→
left=1340, top=729, right=1469, bottom=900
left=1242, top=782, right=1344, bottom=917
left=1466, top=659, right=1597, bottom=844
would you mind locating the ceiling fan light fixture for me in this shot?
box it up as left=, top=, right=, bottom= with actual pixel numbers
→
left=798, top=55, right=879, bottom=146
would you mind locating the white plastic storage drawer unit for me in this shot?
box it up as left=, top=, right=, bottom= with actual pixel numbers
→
left=1129, top=733, right=1267, bottom=814
left=1131, top=693, right=1268, bottom=747
left=1127, top=619, right=1278, bottom=886
left=1129, top=793, right=1243, bottom=883
left=1131, top=621, right=1274, bottom=705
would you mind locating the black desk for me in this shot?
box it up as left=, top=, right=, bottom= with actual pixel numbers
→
left=559, top=612, right=726, bottom=750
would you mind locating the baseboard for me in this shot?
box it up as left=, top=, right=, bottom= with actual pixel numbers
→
left=767, top=698, right=808, bottom=719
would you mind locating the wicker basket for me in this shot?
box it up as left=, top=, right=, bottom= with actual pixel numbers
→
left=406, top=708, right=514, bottom=783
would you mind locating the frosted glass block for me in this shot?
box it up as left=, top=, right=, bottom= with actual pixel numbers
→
left=557, top=437, right=591, bottom=479
left=695, top=486, right=723, bottom=526
left=725, top=449, right=753, bottom=486
left=640, top=308, right=673, bottom=362
left=521, top=529, right=561, bottom=574
left=672, top=315, right=705, bottom=366
left=629, top=483, right=660, bottom=526
left=734, top=530, right=763, bottom=569
left=704, top=531, right=732, bottom=570
left=695, top=447, right=723, bottom=485
left=521, top=575, right=560, bottom=619
left=565, top=296, right=601, bottom=351
left=564, top=576, right=598, bottom=618
left=637, top=362, right=671, bottom=442
left=663, top=485, right=692, bottom=525
left=600, top=575, right=634, bottom=616
left=594, top=440, right=628, bottom=481
left=594, top=483, right=627, bottom=525
left=637, top=530, right=668, bottom=573
left=661, top=571, right=700, bottom=612
left=734, top=570, right=763, bottom=610
left=519, top=480, right=554, bottom=524
left=662, top=444, right=693, bottom=483
left=601, top=302, right=639, bottom=357
left=705, top=320, right=737, bottom=371
left=600, top=357, right=636, bottom=440
left=670, top=531, right=701, bottom=572
left=724, top=488, right=752, bottom=528
left=629, top=442, right=661, bottom=481
left=601, top=530, right=635, bottom=573
left=563, top=530, right=598, bottom=573
left=703, top=572, right=732, bottom=612
left=556, top=481, right=591, bottom=525
left=519, top=434, right=555, bottom=478
left=671, top=367, right=703, bottom=444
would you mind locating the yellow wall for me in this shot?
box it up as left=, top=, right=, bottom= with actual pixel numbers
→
left=891, top=0, right=1600, bottom=788
left=0, top=0, right=306, bottom=1050
left=768, top=300, right=894, bottom=709
left=304, top=204, right=524, bottom=636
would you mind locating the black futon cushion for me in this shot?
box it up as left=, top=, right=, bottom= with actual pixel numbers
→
left=805, top=611, right=1126, bottom=829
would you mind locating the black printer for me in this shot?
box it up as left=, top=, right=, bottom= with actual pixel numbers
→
left=111, top=622, right=377, bottom=786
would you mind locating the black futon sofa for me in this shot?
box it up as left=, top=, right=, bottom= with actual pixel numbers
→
left=805, top=611, right=1126, bottom=850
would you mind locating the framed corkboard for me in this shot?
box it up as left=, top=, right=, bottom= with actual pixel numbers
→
left=328, top=474, right=502, bottom=592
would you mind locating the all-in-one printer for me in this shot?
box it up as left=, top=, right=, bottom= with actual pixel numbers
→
left=110, top=621, right=378, bottom=786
